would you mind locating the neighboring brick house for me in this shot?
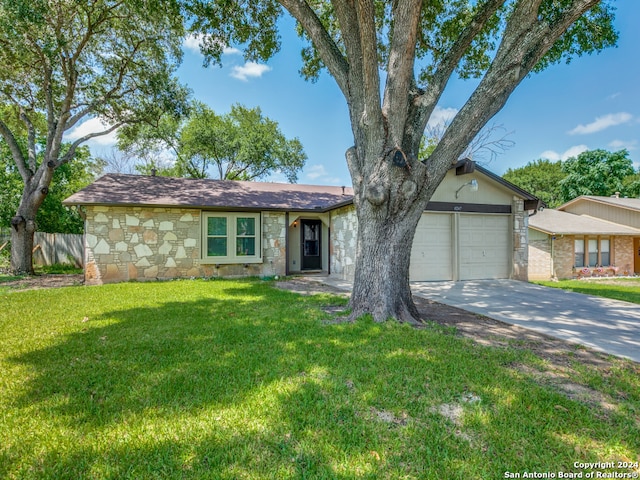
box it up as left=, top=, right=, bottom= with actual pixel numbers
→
left=528, top=196, right=640, bottom=280
left=64, top=164, right=538, bottom=285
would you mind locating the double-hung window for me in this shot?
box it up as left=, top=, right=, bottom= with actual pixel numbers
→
left=574, top=236, right=612, bottom=267
left=202, top=212, right=261, bottom=263
left=574, top=239, right=585, bottom=267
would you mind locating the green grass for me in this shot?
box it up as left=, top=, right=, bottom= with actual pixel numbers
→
left=534, top=278, right=640, bottom=305
left=1, top=279, right=638, bottom=479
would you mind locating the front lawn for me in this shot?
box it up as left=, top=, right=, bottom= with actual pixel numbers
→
left=534, top=278, right=640, bottom=305
left=1, top=279, right=638, bottom=479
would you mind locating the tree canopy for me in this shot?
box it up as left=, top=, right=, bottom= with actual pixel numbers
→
left=504, top=150, right=640, bottom=207
left=118, top=103, right=307, bottom=182
left=503, top=159, right=565, bottom=207
left=560, top=149, right=638, bottom=200
left=0, top=0, right=189, bottom=273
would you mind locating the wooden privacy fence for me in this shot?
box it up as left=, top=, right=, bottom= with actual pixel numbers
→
left=0, top=231, right=83, bottom=267
left=33, top=232, right=84, bottom=267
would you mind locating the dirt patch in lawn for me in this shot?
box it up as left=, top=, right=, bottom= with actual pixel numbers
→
left=275, top=277, right=639, bottom=411
left=0, top=273, right=84, bottom=291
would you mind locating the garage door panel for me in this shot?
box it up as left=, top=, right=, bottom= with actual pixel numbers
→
left=410, top=213, right=452, bottom=281
left=459, top=214, right=510, bottom=280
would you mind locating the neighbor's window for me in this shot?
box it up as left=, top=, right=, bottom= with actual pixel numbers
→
left=600, top=238, right=611, bottom=266
left=202, top=212, right=261, bottom=263
left=588, top=238, right=598, bottom=266
left=574, top=239, right=585, bottom=267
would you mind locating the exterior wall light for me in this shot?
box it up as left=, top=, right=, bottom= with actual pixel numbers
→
left=455, top=179, right=479, bottom=198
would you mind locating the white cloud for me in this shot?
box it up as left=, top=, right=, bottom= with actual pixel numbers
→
left=65, top=117, right=118, bottom=146
left=568, top=112, right=633, bottom=135
left=183, top=34, right=201, bottom=53
left=303, top=164, right=343, bottom=185
left=230, top=61, right=271, bottom=81
left=539, top=144, right=589, bottom=161
left=183, top=34, right=241, bottom=56
left=427, top=106, right=458, bottom=128
left=306, top=164, right=327, bottom=180
left=608, top=139, right=637, bottom=151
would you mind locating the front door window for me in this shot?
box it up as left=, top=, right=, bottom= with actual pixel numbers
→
left=301, top=220, right=322, bottom=270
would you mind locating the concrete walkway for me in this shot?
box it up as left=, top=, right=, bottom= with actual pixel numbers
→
left=318, top=276, right=640, bottom=363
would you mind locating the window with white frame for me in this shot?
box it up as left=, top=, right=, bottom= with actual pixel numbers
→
left=202, top=212, right=261, bottom=263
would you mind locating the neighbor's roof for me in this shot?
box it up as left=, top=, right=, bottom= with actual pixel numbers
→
left=559, top=195, right=640, bottom=212
left=529, top=208, right=640, bottom=236
left=63, top=173, right=354, bottom=212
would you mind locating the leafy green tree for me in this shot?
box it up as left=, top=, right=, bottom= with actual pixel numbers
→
left=118, top=103, right=307, bottom=182
left=560, top=149, right=636, bottom=202
left=0, top=0, right=189, bottom=274
left=503, top=159, right=565, bottom=208
left=189, top=0, right=617, bottom=322
left=178, top=103, right=306, bottom=181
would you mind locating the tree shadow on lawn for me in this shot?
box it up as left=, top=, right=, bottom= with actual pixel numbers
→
left=6, top=281, right=639, bottom=479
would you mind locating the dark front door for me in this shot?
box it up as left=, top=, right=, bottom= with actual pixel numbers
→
left=301, top=219, right=322, bottom=270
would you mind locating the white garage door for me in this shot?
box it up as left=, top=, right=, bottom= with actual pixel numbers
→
left=410, top=213, right=453, bottom=281
left=458, top=214, right=510, bottom=280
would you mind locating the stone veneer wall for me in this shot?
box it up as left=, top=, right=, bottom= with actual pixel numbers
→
left=84, top=206, right=286, bottom=284
left=330, top=205, right=358, bottom=281
left=512, top=198, right=529, bottom=281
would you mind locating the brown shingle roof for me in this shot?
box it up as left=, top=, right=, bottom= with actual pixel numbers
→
left=529, top=209, right=640, bottom=236
left=63, top=174, right=354, bottom=212
left=559, top=195, right=640, bottom=212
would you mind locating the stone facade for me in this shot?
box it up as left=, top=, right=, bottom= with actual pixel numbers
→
left=82, top=199, right=532, bottom=284
left=83, top=206, right=287, bottom=284
left=329, top=205, right=358, bottom=281
left=512, top=198, right=529, bottom=281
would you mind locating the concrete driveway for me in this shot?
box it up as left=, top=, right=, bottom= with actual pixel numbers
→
left=410, top=280, right=640, bottom=363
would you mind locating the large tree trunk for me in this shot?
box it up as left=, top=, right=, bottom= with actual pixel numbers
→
left=349, top=197, right=425, bottom=324
left=9, top=182, right=48, bottom=275
left=345, top=142, right=438, bottom=324
left=10, top=213, right=36, bottom=275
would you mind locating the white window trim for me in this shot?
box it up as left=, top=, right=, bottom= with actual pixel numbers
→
left=201, top=212, right=262, bottom=264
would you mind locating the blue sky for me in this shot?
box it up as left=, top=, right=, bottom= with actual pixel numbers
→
left=74, top=0, right=639, bottom=187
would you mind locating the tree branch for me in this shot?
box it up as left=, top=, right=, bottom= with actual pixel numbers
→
left=0, top=118, right=31, bottom=181
left=428, top=0, right=600, bottom=179
left=278, top=0, right=349, bottom=96
left=19, top=110, right=38, bottom=172
left=382, top=0, right=422, bottom=145
left=353, top=0, right=382, bottom=125
left=407, top=0, right=506, bottom=150
left=58, top=123, right=122, bottom=165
